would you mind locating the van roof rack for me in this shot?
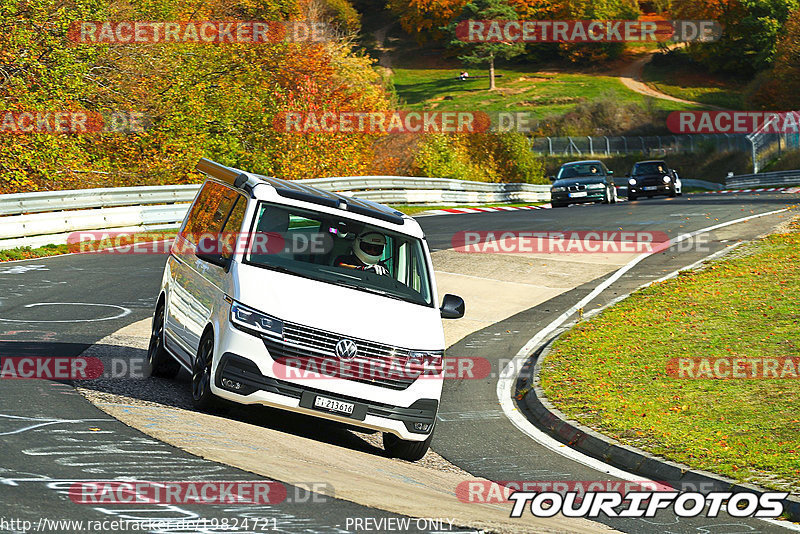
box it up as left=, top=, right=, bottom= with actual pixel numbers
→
left=196, top=158, right=406, bottom=225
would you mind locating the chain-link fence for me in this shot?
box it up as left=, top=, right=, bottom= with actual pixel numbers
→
left=747, top=131, right=800, bottom=173
left=530, top=134, right=752, bottom=157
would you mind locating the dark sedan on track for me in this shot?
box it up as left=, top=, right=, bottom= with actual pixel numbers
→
left=549, top=160, right=617, bottom=208
left=627, top=160, right=682, bottom=200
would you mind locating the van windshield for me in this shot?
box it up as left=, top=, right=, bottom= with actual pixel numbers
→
left=243, top=202, right=434, bottom=307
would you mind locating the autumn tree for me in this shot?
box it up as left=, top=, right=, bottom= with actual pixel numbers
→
left=746, top=8, right=800, bottom=109
left=0, top=0, right=390, bottom=192
left=673, top=0, right=799, bottom=74
left=385, top=0, right=467, bottom=41
left=445, top=0, right=525, bottom=90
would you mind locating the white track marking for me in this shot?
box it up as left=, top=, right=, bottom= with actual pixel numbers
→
left=0, top=302, right=131, bottom=323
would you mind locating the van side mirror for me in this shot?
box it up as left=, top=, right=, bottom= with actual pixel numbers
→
left=548, top=175, right=556, bottom=182
left=607, top=170, right=614, bottom=175
left=440, top=294, right=465, bottom=319
left=196, top=238, right=231, bottom=272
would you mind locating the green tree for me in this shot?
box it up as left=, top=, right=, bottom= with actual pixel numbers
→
left=674, top=0, right=799, bottom=74
left=445, top=0, right=525, bottom=90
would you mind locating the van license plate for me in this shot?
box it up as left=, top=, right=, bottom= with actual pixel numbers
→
left=314, top=395, right=354, bottom=415
left=643, top=186, right=657, bottom=191
left=569, top=191, right=587, bottom=198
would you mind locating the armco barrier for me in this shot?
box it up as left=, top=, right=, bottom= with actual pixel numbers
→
left=726, top=169, right=800, bottom=189
left=0, top=177, right=550, bottom=250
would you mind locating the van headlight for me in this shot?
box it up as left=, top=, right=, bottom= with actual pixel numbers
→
left=586, top=183, right=605, bottom=190
left=552, top=186, right=566, bottom=192
left=230, top=300, right=283, bottom=338
left=408, top=350, right=444, bottom=371
left=663, top=175, right=671, bottom=183
left=628, top=178, right=637, bottom=186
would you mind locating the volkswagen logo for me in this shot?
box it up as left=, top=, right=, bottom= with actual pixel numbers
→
left=334, top=339, right=358, bottom=360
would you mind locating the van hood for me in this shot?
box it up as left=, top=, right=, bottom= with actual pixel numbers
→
left=231, top=262, right=445, bottom=350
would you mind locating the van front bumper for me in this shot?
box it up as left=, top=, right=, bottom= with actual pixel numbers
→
left=213, top=352, right=438, bottom=441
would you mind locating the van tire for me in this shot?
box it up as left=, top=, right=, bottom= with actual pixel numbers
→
left=145, top=303, right=180, bottom=379
left=383, top=429, right=434, bottom=461
left=192, top=332, right=219, bottom=411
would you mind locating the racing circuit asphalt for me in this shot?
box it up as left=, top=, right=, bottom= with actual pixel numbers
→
left=0, top=191, right=797, bottom=533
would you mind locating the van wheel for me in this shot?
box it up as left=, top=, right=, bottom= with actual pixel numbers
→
left=192, top=333, right=219, bottom=411
left=383, top=428, right=434, bottom=462
left=145, top=303, right=180, bottom=379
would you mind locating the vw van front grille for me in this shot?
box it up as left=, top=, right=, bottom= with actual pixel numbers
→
left=263, top=321, right=424, bottom=390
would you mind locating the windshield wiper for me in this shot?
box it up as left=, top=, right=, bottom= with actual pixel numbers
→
left=329, top=278, right=406, bottom=302
left=257, top=263, right=315, bottom=280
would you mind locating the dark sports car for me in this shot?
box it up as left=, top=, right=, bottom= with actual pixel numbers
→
left=627, top=160, right=682, bottom=201
left=550, top=160, right=617, bottom=208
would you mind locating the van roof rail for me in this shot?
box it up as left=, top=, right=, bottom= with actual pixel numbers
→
left=195, top=158, right=405, bottom=225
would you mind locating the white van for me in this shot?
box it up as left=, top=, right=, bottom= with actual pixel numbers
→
left=146, top=158, right=464, bottom=460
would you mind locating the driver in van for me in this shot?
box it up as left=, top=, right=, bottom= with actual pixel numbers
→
left=335, top=231, right=389, bottom=276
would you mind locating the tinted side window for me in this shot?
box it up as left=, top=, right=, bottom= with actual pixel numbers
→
left=181, top=181, right=240, bottom=245
left=219, top=196, right=248, bottom=260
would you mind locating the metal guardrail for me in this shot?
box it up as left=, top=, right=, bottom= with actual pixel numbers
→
left=0, top=177, right=551, bottom=250
left=725, top=169, right=800, bottom=189
left=682, top=179, right=723, bottom=190
left=0, top=185, right=200, bottom=216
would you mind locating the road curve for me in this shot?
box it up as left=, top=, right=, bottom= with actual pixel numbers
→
left=1, top=191, right=797, bottom=533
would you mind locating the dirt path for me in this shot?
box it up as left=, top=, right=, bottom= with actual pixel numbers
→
left=617, top=48, right=729, bottom=110
left=374, top=24, right=394, bottom=74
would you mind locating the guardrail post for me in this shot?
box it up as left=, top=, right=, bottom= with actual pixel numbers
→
left=689, top=136, right=694, bottom=152
left=547, top=137, right=553, bottom=156
left=588, top=136, right=593, bottom=155
left=640, top=137, right=645, bottom=154
left=623, top=137, right=628, bottom=153
left=748, top=136, right=758, bottom=173
left=604, top=136, right=610, bottom=155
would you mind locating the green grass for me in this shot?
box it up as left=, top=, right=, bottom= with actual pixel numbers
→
left=392, top=201, right=546, bottom=216
left=642, top=57, right=746, bottom=110
left=392, top=65, right=701, bottom=117
left=540, top=222, right=800, bottom=492
left=0, top=230, right=178, bottom=263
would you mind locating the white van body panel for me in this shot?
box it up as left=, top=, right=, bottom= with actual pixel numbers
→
left=157, top=173, right=451, bottom=443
